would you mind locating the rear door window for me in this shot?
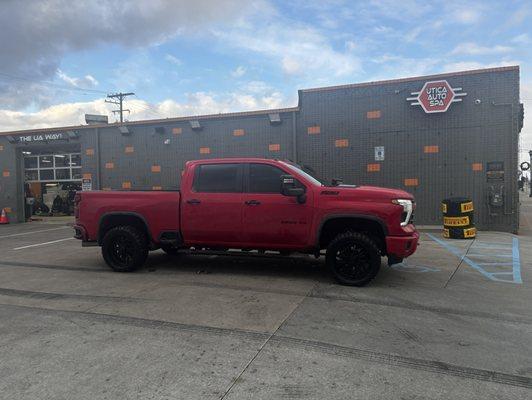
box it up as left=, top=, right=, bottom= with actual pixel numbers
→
left=193, top=164, right=242, bottom=193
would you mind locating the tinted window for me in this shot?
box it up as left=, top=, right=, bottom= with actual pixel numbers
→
left=249, top=164, right=285, bottom=193
left=194, top=164, right=241, bottom=193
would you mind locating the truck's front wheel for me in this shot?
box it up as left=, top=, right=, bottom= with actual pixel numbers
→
left=326, top=232, right=381, bottom=286
left=102, top=226, right=148, bottom=272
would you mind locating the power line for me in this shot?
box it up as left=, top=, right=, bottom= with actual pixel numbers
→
left=129, top=95, right=168, bottom=119
left=0, top=71, right=108, bottom=95
left=105, top=92, right=135, bottom=123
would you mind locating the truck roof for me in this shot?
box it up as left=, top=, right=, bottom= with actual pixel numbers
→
left=186, top=158, right=283, bottom=165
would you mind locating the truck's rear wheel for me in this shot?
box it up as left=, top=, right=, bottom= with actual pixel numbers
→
left=326, top=232, right=381, bottom=286
left=102, top=226, right=148, bottom=272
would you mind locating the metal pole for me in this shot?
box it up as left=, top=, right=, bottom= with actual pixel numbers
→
left=529, top=150, right=532, bottom=197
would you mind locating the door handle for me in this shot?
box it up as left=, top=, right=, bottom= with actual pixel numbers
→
left=187, top=199, right=201, bottom=205
left=245, top=200, right=261, bottom=206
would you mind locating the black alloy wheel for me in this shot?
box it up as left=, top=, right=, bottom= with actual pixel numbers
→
left=102, top=226, right=148, bottom=272
left=326, top=232, right=381, bottom=286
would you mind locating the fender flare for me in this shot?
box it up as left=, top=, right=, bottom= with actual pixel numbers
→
left=316, top=214, right=388, bottom=247
left=98, top=211, right=153, bottom=244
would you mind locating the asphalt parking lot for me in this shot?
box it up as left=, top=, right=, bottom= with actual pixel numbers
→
left=0, top=197, right=531, bottom=399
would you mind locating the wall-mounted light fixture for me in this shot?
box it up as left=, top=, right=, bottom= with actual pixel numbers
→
left=119, top=126, right=131, bottom=136
left=268, top=113, right=281, bottom=125
left=189, top=120, right=202, bottom=130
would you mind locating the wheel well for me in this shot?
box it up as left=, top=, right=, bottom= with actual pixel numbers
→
left=98, top=214, right=150, bottom=245
left=319, top=217, right=386, bottom=253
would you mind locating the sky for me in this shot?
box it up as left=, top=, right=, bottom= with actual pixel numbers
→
left=0, top=0, right=531, bottom=162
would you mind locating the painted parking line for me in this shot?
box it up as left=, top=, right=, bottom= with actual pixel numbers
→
left=13, top=237, right=75, bottom=250
left=0, top=226, right=70, bottom=239
left=427, top=233, right=522, bottom=284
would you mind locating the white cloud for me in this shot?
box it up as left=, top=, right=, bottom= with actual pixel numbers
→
left=0, top=87, right=290, bottom=132
left=0, top=0, right=255, bottom=108
left=512, top=34, right=530, bottom=44
left=57, top=70, right=99, bottom=88
left=451, top=42, right=514, bottom=56
left=165, top=54, right=183, bottom=66
left=452, top=8, right=482, bottom=24
left=231, top=66, right=247, bottom=78
left=212, top=23, right=362, bottom=79
left=345, top=40, right=357, bottom=51
left=442, top=60, right=520, bottom=72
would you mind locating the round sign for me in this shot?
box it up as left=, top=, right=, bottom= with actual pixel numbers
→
left=521, top=161, right=530, bottom=171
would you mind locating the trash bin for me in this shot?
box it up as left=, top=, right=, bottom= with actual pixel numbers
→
left=441, top=197, right=476, bottom=239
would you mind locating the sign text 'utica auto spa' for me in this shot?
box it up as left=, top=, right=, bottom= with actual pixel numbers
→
left=407, top=80, right=467, bottom=113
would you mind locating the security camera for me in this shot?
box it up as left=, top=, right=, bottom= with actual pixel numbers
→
left=475, top=99, right=481, bottom=104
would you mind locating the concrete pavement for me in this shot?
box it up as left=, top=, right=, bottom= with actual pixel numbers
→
left=0, top=199, right=531, bottom=399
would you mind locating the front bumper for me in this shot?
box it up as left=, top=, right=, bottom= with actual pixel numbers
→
left=386, top=231, right=419, bottom=258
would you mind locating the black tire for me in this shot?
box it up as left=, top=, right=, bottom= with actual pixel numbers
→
left=326, top=232, right=381, bottom=286
left=101, top=226, right=148, bottom=272
left=161, top=246, right=179, bottom=256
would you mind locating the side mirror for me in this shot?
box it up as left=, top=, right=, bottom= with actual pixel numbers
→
left=280, top=175, right=306, bottom=204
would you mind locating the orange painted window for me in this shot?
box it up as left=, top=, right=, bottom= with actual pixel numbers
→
left=472, top=163, right=483, bottom=171
left=269, top=144, right=280, bottom=151
left=233, top=129, right=245, bottom=136
left=366, top=110, right=381, bottom=119
left=367, top=163, right=381, bottom=172
left=122, top=181, right=132, bottom=189
left=172, top=127, right=182, bottom=135
left=307, top=126, right=321, bottom=135
left=125, top=146, right=134, bottom=154
left=424, top=145, right=439, bottom=153
left=151, top=165, right=161, bottom=173
left=152, top=186, right=162, bottom=191
left=404, top=178, right=419, bottom=186
left=82, top=173, right=92, bottom=180
left=4, top=207, right=12, bottom=213
left=2, top=170, right=10, bottom=177
left=85, top=148, right=94, bottom=156
left=199, top=147, right=211, bottom=154
left=105, top=162, right=114, bottom=169
left=335, top=139, right=349, bottom=148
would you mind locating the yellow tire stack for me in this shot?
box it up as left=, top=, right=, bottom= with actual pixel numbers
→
left=441, top=197, right=476, bottom=239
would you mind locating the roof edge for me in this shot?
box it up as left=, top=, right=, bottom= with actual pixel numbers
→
left=0, top=106, right=299, bottom=136
left=301, top=65, right=520, bottom=93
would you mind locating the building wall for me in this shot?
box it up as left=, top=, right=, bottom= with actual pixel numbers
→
left=296, top=68, right=521, bottom=232
left=81, top=111, right=296, bottom=191
left=0, top=67, right=522, bottom=232
left=0, top=136, right=20, bottom=221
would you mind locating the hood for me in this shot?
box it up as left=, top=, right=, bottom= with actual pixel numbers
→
left=328, top=185, right=414, bottom=201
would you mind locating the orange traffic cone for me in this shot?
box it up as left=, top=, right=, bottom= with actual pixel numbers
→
left=0, top=208, right=9, bottom=224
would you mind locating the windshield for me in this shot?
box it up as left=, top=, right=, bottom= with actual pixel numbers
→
left=280, top=161, right=325, bottom=186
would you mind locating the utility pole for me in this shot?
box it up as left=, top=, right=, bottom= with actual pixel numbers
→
left=529, top=150, right=532, bottom=197
left=105, top=92, right=134, bottom=123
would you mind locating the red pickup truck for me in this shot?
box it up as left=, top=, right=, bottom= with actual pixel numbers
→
left=74, top=158, right=418, bottom=286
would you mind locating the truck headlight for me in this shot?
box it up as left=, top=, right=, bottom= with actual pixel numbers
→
left=392, top=199, right=413, bottom=226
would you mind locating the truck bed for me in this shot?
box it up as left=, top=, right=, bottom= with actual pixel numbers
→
left=77, top=190, right=181, bottom=243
